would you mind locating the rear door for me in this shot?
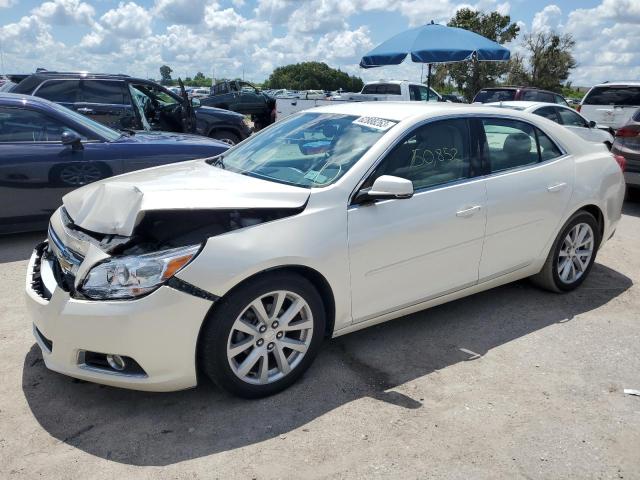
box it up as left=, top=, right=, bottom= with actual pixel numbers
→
left=78, top=79, right=136, bottom=130
left=581, top=86, right=640, bottom=129
left=475, top=117, right=574, bottom=280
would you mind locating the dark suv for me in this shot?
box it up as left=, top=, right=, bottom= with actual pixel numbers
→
left=201, top=80, right=276, bottom=130
left=10, top=72, right=251, bottom=145
left=473, top=86, right=569, bottom=106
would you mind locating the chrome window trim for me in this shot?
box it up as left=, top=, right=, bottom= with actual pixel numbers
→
left=348, top=113, right=569, bottom=206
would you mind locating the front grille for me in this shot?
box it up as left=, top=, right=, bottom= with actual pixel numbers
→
left=47, top=224, right=85, bottom=293
left=30, top=242, right=52, bottom=300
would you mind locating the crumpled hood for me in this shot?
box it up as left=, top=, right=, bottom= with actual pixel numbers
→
left=62, top=159, right=310, bottom=236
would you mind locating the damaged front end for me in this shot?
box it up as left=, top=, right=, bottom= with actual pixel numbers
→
left=44, top=204, right=304, bottom=301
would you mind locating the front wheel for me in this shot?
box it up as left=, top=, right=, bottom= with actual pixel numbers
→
left=199, top=273, right=325, bottom=398
left=531, top=211, right=600, bottom=292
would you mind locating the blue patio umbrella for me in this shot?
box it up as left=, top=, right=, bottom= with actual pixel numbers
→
left=360, top=21, right=511, bottom=100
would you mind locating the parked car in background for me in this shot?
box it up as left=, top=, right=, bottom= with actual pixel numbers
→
left=201, top=80, right=276, bottom=130
left=11, top=71, right=251, bottom=145
left=611, top=108, right=640, bottom=189
left=579, top=82, right=640, bottom=131
left=0, top=93, right=228, bottom=234
left=474, top=86, right=569, bottom=106
left=189, top=88, right=210, bottom=99
left=442, top=93, right=466, bottom=103
left=488, top=101, right=614, bottom=149
left=348, top=80, right=443, bottom=102
left=27, top=102, right=624, bottom=397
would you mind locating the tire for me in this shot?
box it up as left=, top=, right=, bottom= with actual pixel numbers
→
left=210, top=130, right=239, bottom=146
left=199, top=272, right=326, bottom=398
left=530, top=210, right=601, bottom=292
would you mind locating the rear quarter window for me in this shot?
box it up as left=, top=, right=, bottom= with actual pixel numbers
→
left=584, top=86, right=640, bottom=106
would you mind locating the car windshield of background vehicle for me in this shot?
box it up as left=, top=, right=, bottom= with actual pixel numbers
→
left=584, top=87, right=640, bottom=106
left=214, top=112, right=395, bottom=188
left=48, top=101, right=122, bottom=141
left=474, top=89, right=516, bottom=103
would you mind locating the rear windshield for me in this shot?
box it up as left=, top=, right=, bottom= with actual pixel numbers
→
left=583, top=86, right=640, bottom=106
left=361, top=84, right=402, bottom=95
left=473, top=89, right=516, bottom=103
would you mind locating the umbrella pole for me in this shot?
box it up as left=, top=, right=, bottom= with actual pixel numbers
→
left=426, top=64, right=432, bottom=101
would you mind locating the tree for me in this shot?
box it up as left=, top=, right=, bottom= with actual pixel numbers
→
left=264, top=62, right=364, bottom=92
left=437, top=9, right=519, bottom=100
left=505, top=53, right=530, bottom=86
left=522, top=32, right=576, bottom=91
left=159, top=65, right=173, bottom=85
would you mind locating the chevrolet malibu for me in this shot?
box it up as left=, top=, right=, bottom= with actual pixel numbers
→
left=26, top=102, right=626, bottom=398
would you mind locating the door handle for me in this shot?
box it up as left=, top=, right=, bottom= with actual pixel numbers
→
left=77, top=108, right=95, bottom=114
left=547, top=182, right=567, bottom=193
left=456, top=205, right=482, bottom=217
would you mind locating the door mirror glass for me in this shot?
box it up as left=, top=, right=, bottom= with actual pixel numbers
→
left=588, top=120, right=597, bottom=128
left=61, top=130, right=82, bottom=146
left=357, top=175, right=414, bottom=203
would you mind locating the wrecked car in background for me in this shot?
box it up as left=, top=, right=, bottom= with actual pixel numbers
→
left=11, top=71, right=251, bottom=145
left=201, top=80, right=276, bottom=130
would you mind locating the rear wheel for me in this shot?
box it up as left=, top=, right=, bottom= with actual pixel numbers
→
left=531, top=211, right=600, bottom=292
left=199, top=273, right=325, bottom=398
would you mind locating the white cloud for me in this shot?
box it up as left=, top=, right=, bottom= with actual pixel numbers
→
left=32, top=0, right=95, bottom=25
left=531, top=4, right=562, bottom=33
left=154, top=0, right=214, bottom=25
left=100, top=2, right=152, bottom=38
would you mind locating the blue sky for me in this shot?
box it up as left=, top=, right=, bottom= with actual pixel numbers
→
left=1, top=0, right=638, bottom=86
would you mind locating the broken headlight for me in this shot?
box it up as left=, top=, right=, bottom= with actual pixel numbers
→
left=81, top=245, right=200, bottom=299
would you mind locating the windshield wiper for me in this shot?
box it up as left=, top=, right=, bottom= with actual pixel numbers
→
left=206, top=155, right=225, bottom=169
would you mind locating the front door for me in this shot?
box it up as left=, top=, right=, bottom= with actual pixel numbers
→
left=348, top=118, right=487, bottom=322
left=475, top=117, right=574, bottom=280
left=77, top=79, right=136, bottom=130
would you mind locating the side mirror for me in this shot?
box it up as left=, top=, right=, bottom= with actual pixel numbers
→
left=588, top=120, right=597, bottom=128
left=61, top=130, right=83, bottom=149
left=191, top=97, right=201, bottom=108
left=354, top=175, right=414, bottom=203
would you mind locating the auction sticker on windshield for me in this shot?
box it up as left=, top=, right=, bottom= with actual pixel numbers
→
left=352, top=116, right=397, bottom=131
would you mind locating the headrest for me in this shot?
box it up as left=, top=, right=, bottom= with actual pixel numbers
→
left=503, top=132, right=532, bottom=156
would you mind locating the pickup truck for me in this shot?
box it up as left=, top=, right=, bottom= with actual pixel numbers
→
left=275, top=80, right=444, bottom=120
left=200, top=80, right=276, bottom=130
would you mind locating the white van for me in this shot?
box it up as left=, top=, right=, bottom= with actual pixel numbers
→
left=579, top=82, right=640, bottom=130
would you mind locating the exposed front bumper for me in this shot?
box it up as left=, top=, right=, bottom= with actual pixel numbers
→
left=25, top=244, right=214, bottom=392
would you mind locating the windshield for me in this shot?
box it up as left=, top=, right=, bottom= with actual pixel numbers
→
left=474, top=89, right=516, bottom=103
left=213, top=112, right=395, bottom=188
left=49, top=101, right=122, bottom=141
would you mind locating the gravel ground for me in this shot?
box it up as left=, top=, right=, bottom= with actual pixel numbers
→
left=1, top=200, right=639, bottom=480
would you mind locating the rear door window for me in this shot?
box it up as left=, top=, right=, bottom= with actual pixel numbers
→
left=34, top=80, right=80, bottom=104
left=534, top=106, right=560, bottom=123
left=473, top=89, right=516, bottom=103
left=584, top=86, right=640, bottom=106
left=81, top=80, right=128, bottom=104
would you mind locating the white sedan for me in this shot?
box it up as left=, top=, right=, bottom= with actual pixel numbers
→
left=487, top=101, right=614, bottom=149
left=26, top=102, right=625, bottom=398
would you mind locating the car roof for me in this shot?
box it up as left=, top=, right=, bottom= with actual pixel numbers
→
left=0, top=92, right=57, bottom=108
left=486, top=100, right=569, bottom=110
left=592, top=81, right=640, bottom=87
left=307, top=101, right=540, bottom=122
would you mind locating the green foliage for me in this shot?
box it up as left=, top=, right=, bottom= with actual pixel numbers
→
left=523, top=32, right=576, bottom=92
left=437, top=8, right=519, bottom=101
left=159, top=65, right=172, bottom=85
left=264, top=62, right=364, bottom=91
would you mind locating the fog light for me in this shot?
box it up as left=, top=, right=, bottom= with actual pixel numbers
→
left=106, top=354, right=126, bottom=371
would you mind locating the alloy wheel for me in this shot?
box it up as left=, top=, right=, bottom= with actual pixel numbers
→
left=557, top=222, right=594, bottom=284
left=59, top=164, right=103, bottom=186
left=227, top=290, right=313, bottom=385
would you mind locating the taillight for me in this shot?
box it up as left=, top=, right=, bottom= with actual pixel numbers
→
left=613, top=154, right=626, bottom=172
left=576, top=105, right=581, bottom=112
left=615, top=125, right=640, bottom=137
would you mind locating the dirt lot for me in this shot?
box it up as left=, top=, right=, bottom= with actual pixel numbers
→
left=1, top=201, right=639, bottom=480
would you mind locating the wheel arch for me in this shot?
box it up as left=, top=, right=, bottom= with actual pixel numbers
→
left=576, top=203, right=605, bottom=242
